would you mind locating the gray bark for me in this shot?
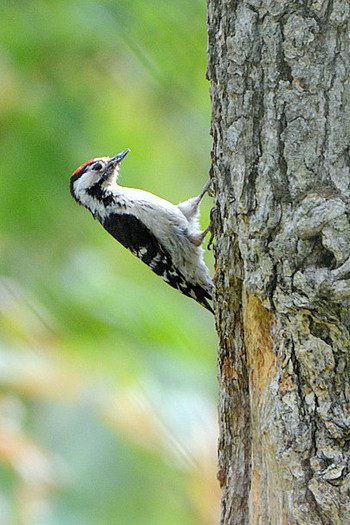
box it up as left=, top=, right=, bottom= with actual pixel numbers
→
left=206, top=1, right=350, bottom=524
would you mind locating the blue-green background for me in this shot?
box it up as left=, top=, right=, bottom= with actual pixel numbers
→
left=0, top=1, right=218, bottom=523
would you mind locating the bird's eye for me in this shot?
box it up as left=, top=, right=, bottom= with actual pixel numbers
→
left=92, top=162, right=103, bottom=171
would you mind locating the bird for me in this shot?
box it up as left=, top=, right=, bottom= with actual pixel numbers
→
left=70, top=149, right=214, bottom=312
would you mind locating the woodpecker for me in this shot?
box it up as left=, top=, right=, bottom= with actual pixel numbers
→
left=70, top=149, right=214, bottom=312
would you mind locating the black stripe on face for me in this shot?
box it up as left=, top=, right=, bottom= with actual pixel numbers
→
left=86, top=183, right=115, bottom=206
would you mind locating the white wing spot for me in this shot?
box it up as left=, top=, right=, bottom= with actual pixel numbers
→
left=149, top=254, right=162, bottom=268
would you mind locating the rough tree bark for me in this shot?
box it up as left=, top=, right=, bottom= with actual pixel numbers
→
left=206, top=1, right=350, bottom=524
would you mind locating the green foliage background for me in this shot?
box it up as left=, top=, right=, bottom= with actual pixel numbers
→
left=0, top=1, right=218, bottom=523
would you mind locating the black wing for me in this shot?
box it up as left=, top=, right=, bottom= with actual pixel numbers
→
left=102, top=213, right=213, bottom=312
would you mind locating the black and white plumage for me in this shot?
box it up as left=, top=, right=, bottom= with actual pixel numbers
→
left=70, top=149, right=213, bottom=312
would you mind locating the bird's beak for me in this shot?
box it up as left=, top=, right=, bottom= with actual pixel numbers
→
left=109, top=149, right=131, bottom=167
left=102, top=149, right=130, bottom=183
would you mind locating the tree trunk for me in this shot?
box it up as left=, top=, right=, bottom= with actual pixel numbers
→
left=206, top=1, right=350, bottom=524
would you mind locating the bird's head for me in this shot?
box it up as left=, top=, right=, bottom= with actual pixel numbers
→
left=70, top=149, right=130, bottom=204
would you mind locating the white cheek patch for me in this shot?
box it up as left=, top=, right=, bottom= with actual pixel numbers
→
left=75, top=171, right=99, bottom=193
left=73, top=170, right=112, bottom=221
